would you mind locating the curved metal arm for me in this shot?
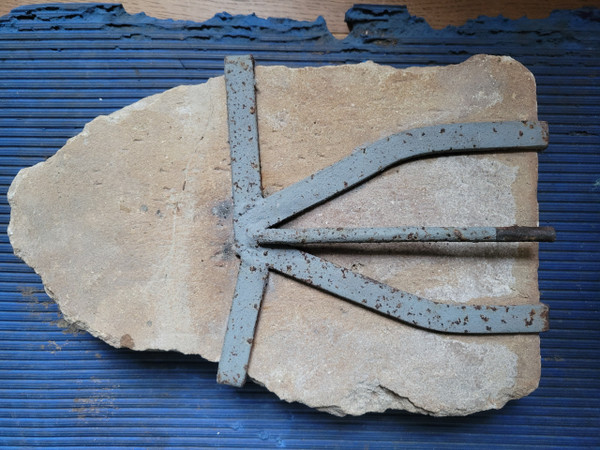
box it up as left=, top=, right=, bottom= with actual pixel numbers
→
left=246, top=120, right=548, bottom=230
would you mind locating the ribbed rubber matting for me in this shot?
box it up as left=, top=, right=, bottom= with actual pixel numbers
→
left=0, top=3, right=598, bottom=448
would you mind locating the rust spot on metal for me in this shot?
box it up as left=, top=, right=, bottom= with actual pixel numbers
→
left=541, top=308, right=550, bottom=331
left=453, top=229, right=467, bottom=241
left=525, top=308, right=537, bottom=327
left=497, top=225, right=556, bottom=242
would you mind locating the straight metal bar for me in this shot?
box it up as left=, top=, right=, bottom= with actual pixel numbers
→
left=259, top=248, right=549, bottom=333
left=246, top=121, right=548, bottom=230
left=217, top=260, right=269, bottom=387
left=219, top=55, right=266, bottom=387
left=256, top=226, right=556, bottom=245
left=224, top=55, right=263, bottom=239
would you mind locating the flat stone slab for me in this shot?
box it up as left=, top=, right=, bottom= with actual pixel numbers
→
left=8, top=54, right=543, bottom=416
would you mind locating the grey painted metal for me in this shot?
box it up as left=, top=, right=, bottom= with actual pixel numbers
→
left=218, top=55, right=552, bottom=387
left=217, top=260, right=269, bottom=387
left=245, top=121, right=549, bottom=230
left=256, top=226, right=556, bottom=245
left=254, top=247, right=548, bottom=333
left=224, top=55, right=263, bottom=241
left=218, top=55, right=268, bottom=386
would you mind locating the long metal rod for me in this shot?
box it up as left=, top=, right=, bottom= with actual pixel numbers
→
left=217, top=261, right=269, bottom=387
left=247, top=121, right=548, bottom=230
left=219, top=55, right=266, bottom=386
left=224, top=54, right=263, bottom=240
left=259, top=247, right=549, bottom=333
left=256, top=226, right=556, bottom=245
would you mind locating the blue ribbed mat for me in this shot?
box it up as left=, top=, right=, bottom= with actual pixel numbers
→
left=0, top=3, right=598, bottom=448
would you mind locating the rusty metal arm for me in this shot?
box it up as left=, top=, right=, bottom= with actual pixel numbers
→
left=217, top=260, right=269, bottom=387
left=218, top=55, right=266, bottom=386
left=224, top=54, right=263, bottom=241
left=256, top=247, right=549, bottom=334
left=255, top=226, right=556, bottom=245
left=246, top=121, right=549, bottom=230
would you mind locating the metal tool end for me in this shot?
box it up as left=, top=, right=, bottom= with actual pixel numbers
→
left=538, top=121, right=550, bottom=149
left=216, top=261, right=268, bottom=387
left=256, top=226, right=557, bottom=245
left=224, top=54, right=263, bottom=225
left=496, top=226, right=556, bottom=242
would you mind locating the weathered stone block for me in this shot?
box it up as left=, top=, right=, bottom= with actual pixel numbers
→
left=8, top=55, right=542, bottom=416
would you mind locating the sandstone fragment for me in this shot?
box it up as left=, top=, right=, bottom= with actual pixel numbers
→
left=8, top=55, right=543, bottom=416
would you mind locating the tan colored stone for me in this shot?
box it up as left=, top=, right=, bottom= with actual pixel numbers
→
left=8, top=54, right=542, bottom=416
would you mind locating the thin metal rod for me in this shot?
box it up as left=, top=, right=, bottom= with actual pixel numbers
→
left=217, top=261, right=269, bottom=387
left=256, top=226, right=556, bottom=245
left=259, top=247, right=549, bottom=333
left=247, top=121, right=549, bottom=230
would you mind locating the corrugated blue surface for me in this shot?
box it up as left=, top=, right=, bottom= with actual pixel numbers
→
left=0, top=3, right=598, bottom=448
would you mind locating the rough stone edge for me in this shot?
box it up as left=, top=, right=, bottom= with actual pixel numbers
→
left=7, top=57, right=543, bottom=417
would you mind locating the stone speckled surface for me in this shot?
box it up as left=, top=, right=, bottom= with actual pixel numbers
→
left=8, top=55, right=542, bottom=416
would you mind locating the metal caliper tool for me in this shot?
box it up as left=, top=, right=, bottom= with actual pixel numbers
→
left=217, top=55, right=555, bottom=387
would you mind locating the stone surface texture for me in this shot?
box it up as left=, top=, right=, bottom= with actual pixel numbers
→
left=8, top=55, right=542, bottom=416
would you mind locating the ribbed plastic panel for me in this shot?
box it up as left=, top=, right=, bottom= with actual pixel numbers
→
left=0, top=3, right=598, bottom=448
